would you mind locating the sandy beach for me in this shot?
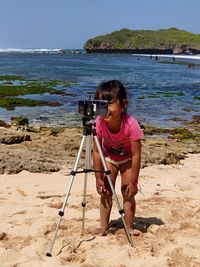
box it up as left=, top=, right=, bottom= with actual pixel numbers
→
left=1, top=1, right=200, bottom=266
left=0, top=152, right=199, bottom=267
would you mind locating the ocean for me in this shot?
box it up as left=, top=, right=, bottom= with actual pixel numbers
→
left=0, top=49, right=199, bottom=128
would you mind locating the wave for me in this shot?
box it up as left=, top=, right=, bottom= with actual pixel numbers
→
left=132, top=54, right=200, bottom=60
left=0, top=48, right=65, bottom=54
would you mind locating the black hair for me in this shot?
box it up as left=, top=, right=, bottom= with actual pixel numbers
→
left=95, top=80, right=127, bottom=107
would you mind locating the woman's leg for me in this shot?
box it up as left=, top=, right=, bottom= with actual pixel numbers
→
left=100, top=161, right=118, bottom=234
left=120, top=160, right=135, bottom=229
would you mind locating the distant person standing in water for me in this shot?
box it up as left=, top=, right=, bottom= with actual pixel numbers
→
left=93, top=80, right=143, bottom=235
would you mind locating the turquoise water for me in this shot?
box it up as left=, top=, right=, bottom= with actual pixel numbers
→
left=0, top=52, right=199, bottom=127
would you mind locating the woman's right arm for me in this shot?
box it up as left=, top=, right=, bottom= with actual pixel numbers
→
left=93, top=139, right=106, bottom=195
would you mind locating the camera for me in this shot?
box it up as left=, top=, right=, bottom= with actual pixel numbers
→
left=78, top=99, right=108, bottom=117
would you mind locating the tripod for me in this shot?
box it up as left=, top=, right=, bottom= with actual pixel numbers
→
left=46, top=116, right=133, bottom=257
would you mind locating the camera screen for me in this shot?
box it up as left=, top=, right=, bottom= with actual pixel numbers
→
left=78, top=100, right=108, bottom=117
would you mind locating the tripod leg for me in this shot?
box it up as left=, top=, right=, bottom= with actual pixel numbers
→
left=46, top=135, right=87, bottom=257
left=81, top=135, right=92, bottom=236
left=93, top=135, right=134, bottom=247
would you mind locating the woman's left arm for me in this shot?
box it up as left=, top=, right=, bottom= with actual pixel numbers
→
left=129, top=139, right=142, bottom=194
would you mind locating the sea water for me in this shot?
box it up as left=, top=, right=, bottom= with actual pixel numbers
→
left=0, top=51, right=199, bottom=128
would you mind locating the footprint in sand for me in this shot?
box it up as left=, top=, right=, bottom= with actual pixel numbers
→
left=9, top=210, right=27, bottom=217
left=167, top=247, right=198, bottom=266
left=47, top=199, right=63, bottom=209
left=0, top=197, right=7, bottom=201
left=16, top=188, right=28, bottom=196
left=175, top=181, right=193, bottom=191
left=3, top=235, right=34, bottom=250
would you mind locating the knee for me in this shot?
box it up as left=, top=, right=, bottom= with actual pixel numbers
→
left=121, top=184, right=128, bottom=198
left=121, top=184, right=136, bottom=202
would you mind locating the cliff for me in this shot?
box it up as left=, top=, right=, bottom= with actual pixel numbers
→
left=84, top=28, right=200, bottom=54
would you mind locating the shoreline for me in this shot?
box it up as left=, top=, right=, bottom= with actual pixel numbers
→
left=0, top=123, right=199, bottom=175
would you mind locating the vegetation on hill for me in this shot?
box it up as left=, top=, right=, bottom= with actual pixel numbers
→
left=84, top=28, right=200, bottom=54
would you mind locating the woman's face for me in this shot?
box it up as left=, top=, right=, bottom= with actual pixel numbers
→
left=102, top=99, right=123, bottom=122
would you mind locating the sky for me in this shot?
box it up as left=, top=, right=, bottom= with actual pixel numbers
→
left=1, top=0, right=200, bottom=49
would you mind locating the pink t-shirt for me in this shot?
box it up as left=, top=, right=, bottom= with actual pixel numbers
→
left=95, top=115, right=143, bottom=160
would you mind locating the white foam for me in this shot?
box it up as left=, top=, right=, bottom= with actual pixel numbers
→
left=0, top=48, right=64, bottom=53
left=132, top=54, right=200, bottom=60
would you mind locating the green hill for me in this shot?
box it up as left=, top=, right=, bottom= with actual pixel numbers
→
left=84, top=28, right=200, bottom=54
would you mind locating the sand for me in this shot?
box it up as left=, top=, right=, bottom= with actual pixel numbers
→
left=0, top=153, right=200, bottom=267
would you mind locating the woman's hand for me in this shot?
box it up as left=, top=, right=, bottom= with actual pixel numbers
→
left=125, top=182, right=138, bottom=198
left=96, top=178, right=107, bottom=195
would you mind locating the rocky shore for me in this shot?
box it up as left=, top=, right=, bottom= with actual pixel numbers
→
left=0, top=124, right=199, bottom=174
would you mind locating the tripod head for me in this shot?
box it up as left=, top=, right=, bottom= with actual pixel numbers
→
left=78, top=98, right=108, bottom=134
left=81, top=115, right=96, bottom=135
left=82, top=115, right=95, bottom=126
left=78, top=99, right=108, bottom=118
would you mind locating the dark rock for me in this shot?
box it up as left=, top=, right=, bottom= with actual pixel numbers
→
left=85, top=48, right=175, bottom=54
left=47, top=101, right=62, bottom=107
left=161, top=152, right=185, bottom=164
left=192, top=115, right=200, bottom=123
left=0, top=120, right=10, bottom=128
left=0, top=232, right=7, bottom=240
left=1, top=134, right=31, bottom=144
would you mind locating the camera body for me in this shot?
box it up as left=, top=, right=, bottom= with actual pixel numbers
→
left=78, top=100, right=108, bottom=117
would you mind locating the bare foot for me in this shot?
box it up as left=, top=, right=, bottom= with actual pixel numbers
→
left=93, top=227, right=107, bottom=236
left=128, top=228, right=142, bottom=236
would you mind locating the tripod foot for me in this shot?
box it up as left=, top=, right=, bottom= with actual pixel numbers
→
left=46, top=252, right=52, bottom=257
